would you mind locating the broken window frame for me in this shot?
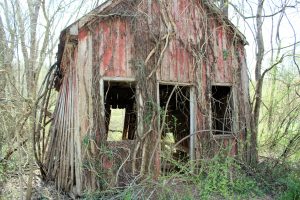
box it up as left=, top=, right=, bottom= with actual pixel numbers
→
left=210, top=83, right=234, bottom=136
left=100, top=77, right=137, bottom=141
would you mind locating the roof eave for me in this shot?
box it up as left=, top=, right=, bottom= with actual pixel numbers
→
left=63, top=0, right=117, bottom=35
left=203, top=1, right=249, bottom=46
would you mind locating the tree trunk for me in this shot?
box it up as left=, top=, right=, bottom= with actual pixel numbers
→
left=0, top=16, right=6, bottom=163
left=249, top=0, right=265, bottom=166
left=0, top=17, right=7, bottom=99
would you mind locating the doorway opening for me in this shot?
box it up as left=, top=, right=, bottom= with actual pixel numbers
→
left=159, top=84, right=190, bottom=172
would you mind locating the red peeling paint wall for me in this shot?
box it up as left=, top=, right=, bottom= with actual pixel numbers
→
left=75, top=1, right=242, bottom=85
left=77, top=18, right=134, bottom=78
left=155, top=0, right=240, bottom=84
left=151, top=0, right=246, bottom=156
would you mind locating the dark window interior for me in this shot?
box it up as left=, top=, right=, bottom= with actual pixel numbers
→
left=211, top=85, right=232, bottom=135
left=104, top=81, right=136, bottom=141
left=159, top=85, right=190, bottom=170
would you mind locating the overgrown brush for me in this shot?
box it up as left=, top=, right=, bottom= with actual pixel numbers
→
left=197, top=156, right=262, bottom=199
left=255, top=158, right=300, bottom=199
left=278, top=174, right=300, bottom=200
left=83, top=156, right=298, bottom=199
left=83, top=154, right=263, bottom=200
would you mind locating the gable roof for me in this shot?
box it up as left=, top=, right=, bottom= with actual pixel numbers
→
left=63, top=0, right=247, bottom=43
left=57, top=0, right=248, bottom=67
left=203, top=1, right=248, bottom=45
left=57, top=0, right=135, bottom=66
left=63, top=0, right=136, bottom=36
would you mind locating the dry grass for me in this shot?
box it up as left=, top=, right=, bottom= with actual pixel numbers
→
left=1, top=167, right=70, bottom=199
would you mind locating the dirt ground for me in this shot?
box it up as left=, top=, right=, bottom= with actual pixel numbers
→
left=1, top=168, right=70, bottom=200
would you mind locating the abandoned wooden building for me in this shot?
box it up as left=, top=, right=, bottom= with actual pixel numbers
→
left=34, top=0, right=252, bottom=196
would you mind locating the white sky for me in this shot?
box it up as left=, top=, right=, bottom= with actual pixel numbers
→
left=229, top=0, right=300, bottom=79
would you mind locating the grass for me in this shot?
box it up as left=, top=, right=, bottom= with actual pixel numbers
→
left=107, top=108, right=125, bottom=141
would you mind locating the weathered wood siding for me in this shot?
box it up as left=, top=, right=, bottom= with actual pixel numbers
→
left=45, top=44, right=83, bottom=193
left=155, top=0, right=239, bottom=84
left=78, top=18, right=134, bottom=78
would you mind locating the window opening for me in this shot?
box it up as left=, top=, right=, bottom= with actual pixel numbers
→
left=104, top=81, right=136, bottom=141
left=159, top=85, right=190, bottom=172
left=211, top=85, right=233, bottom=135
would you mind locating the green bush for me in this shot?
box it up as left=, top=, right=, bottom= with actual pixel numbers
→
left=278, top=174, right=300, bottom=200
left=197, top=155, right=262, bottom=199
left=254, top=159, right=300, bottom=199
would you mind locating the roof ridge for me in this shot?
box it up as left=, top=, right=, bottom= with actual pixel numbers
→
left=61, top=0, right=247, bottom=44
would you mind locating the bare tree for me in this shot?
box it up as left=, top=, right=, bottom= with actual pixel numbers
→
left=0, top=0, right=103, bottom=198
left=229, top=0, right=300, bottom=165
